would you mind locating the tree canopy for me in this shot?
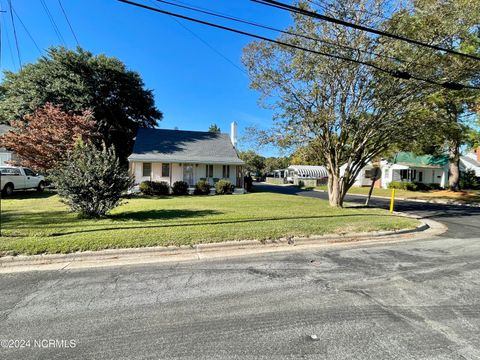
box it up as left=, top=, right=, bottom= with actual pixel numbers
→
left=208, top=123, right=221, bottom=133
left=0, top=103, right=96, bottom=173
left=243, top=0, right=420, bottom=206
left=0, top=46, right=162, bottom=162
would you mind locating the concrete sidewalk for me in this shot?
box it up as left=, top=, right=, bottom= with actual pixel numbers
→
left=0, top=216, right=446, bottom=273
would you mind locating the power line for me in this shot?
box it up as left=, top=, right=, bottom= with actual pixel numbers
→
left=40, top=0, right=66, bottom=45
left=252, top=0, right=480, bottom=62
left=307, top=0, right=394, bottom=23
left=153, top=0, right=408, bottom=64
left=11, top=6, right=42, bottom=54
left=1, top=6, right=17, bottom=69
left=147, top=0, right=246, bottom=75
left=118, top=0, right=479, bottom=90
left=57, top=0, right=80, bottom=46
left=7, top=0, right=21, bottom=68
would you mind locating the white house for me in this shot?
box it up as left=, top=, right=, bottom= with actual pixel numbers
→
left=128, top=122, right=245, bottom=188
left=0, top=124, right=17, bottom=166
left=343, top=152, right=450, bottom=189
left=460, top=149, right=480, bottom=177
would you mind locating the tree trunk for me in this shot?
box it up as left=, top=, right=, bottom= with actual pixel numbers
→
left=327, top=174, right=345, bottom=207
left=448, top=142, right=460, bottom=192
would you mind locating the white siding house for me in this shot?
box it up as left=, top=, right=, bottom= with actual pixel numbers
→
left=344, top=152, right=450, bottom=189
left=460, top=149, right=480, bottom=177
left=128, top=122, right=245, bottom=189
left=0, top=125, right=17, bottom=166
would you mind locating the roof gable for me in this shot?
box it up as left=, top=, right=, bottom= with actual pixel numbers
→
left=128, top=128, right=244, bottom=164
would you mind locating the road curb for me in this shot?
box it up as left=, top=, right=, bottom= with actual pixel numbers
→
left=0, top=215, right=446, bottom=273
left=311, top=188, right=480, bottom=207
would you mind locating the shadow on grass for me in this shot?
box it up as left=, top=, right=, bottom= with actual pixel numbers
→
left=48, top=213, right=395, bottom=237
left=109, top=209, right=222, bottom=221
left=1, top=190, right=57, bottom=200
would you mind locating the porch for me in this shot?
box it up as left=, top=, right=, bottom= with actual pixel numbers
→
left=381, top=164, right=447, bottom=189
left=129, top=161, right=245, bottom=189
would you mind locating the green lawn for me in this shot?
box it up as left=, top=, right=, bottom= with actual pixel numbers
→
left=315, top=185, right=480, bottom=203
left=0, top=191, right=419, bottom=256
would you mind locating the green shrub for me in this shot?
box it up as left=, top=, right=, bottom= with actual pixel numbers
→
left=413, top=182, right=431, bottom=191
left=388, top=181, right=417, bottom=191
left=427, top=183, right=443, bottom=190
left=172, top=181, right=189, bottom=195
left=215, top=179, right=235, bottom=194
left=194, top=180, right=211, bottom=195
left=460, top=169, right=479, bottom=190
left=139, top=181, right=170, bottom=195
left=52, top=141, right=134, bottom=218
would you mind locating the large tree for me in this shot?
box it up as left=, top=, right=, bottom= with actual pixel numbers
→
left=383, top=0, right=480, bottom=191
left=0, top=47, right=162, bottom=163
left=238, top=150, right=266, bottom=175
left=0, top=103, right=96, bottom=173
left=243, top=0, right=418, bottom=206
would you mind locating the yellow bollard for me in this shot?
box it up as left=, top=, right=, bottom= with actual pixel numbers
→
left=390, top=188, right=395, bottom=213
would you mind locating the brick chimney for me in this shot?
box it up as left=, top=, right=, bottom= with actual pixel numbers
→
left=477, top=147, right=480, bottom=161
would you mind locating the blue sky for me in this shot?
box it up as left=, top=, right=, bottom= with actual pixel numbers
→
left=0, top=0, right=293, bottom=156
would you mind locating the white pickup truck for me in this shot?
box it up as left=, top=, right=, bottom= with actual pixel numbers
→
left=0, top=166, right=46, bottom=196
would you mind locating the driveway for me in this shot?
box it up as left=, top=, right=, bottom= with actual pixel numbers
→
left=255, top=182, right=480, bottom=239
left=1, top=184, right=479, bottom=359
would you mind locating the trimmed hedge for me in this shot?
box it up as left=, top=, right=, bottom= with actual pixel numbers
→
left=388, top=181, right=417, bottom=191
left=215, top=179, right=235, bottom=195
left=139, top=181, right=170, bottom=195
left=172, top=181, right=189, bottom=195
left=194, top=180, right=211, bottom=195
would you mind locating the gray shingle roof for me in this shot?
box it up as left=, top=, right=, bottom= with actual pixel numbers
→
left=461, top=155, right=480, bottom=168
left=128, top=128, right=244, bottom=165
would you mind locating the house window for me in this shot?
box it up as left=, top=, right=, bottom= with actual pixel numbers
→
left=223, top=165, right=230, bottom=178
left=143, top=162, right=152, bottom=177
left=162, top=163, right=170, bottom=177
left=206, top=164, right=213, bottom=178
left=400, top=169, right=416, bottom=181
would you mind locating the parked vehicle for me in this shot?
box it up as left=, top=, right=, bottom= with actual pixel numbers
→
left=0, top=166, right=45, bottom=196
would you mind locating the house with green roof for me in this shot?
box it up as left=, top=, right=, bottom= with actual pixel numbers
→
left=380, top=152, right=449, bottom=189
left=343, top=152, right=450, bottom=189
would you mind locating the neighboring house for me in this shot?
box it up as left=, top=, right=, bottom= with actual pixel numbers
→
left=460, top=149, right=480, bottom=178
left=344, top=152, right=449, bottom=189
left=0, top=124, right=18, bottom=166
left=381, top=152, right=449, bottom=189
left=340, top=162, right=379, bottom=187
left=128, top=122, right=245, bottom=188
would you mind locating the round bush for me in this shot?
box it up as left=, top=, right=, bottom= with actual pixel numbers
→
left=194, top=180, right=211, bottom=195
left=172, top=181, right=189, bottom=195
left=139, top=181, right=170, bottom=195
left=215, top=179, right=235, bottom=195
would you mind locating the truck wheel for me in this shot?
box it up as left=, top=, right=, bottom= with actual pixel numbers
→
left=37, top=181, right=45, bottom=192
left=3, top=183, right=14, bottom=196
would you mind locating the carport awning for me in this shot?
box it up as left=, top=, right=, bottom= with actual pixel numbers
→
left=287, top=165, right=328, bottom=178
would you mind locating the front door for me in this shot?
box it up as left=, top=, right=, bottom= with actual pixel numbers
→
left=418, top=171, right=423, bottom=182
left=183, top=164, right=194, bottom=186
left=23, top=168, right=39, bottom=188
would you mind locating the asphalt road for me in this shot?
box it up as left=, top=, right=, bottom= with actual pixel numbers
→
left=1, top=185, right=479, bottom=359
left=255, top=182, right=480, bottom=239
